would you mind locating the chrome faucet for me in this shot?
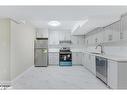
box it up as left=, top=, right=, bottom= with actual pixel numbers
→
left=95, top=43, right=104, bottom=54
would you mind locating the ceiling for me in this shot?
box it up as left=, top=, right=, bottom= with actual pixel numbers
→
left=0, top=6, right=127, bottom=34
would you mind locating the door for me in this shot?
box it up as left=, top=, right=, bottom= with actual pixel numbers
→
left=35, top=39, right=48, bottom=48
left=35, top=48, right=48, bottom=67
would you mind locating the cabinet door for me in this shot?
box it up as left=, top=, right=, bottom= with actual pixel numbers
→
left=90, top=55, right=96, bottom=75
left=49, top=53, right=59, bottom=65
left=72, top=52, right=83, bottom=65
left=121, top=16, right=127, bottom=40
left=108, top=60, right=118, bottom=89
left=112, top=21, right=120, bottom=41
left=77, top=53, right=83, bottom=65
left=82, top=53, right=86, bottom=66
left=85, top=53, right=90, bottom=69
left=72, top=52, right=77, bottom=64
left=65, top=31, right=71, bottom=40
left=104, top=26, right=113, bottom=42
left=85, top=37, right=89, bottom=45
left=49, top=31, right=59, bottom=45
left=97, top=31, right=103, bottom=44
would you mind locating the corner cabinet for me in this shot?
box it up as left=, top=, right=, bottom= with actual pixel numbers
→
left=72, top=52, right=83, bottom=65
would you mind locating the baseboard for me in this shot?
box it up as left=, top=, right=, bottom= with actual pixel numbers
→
left=48, top=64, right=59, bottom=66
left=49, top=64, right=83, bottom=66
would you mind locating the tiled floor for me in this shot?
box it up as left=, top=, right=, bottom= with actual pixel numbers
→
left=9, top=66, right=109, bottom=89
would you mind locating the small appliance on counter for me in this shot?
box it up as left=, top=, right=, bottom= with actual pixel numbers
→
left=59, top=47, right=72, bottom=66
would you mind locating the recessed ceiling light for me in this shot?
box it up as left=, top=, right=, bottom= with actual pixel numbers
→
left=48, top=21, right=61, bottom=27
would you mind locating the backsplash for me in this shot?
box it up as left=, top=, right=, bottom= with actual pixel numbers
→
left=85, top=45, right=127, bottom=57
left=104, top=46, right=127, bottom=57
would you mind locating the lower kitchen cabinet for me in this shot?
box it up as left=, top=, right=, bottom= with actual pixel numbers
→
left=83, top=53, right=96, bottom=75
left=90, top=55, right=96, bottom=75
left=108, top=60, right=118, bottom=89
left=48, top=52, right=59, bottom=65
left=72, top=52, right=83, bottom=65
left=108, top=60, right=127, bottom=89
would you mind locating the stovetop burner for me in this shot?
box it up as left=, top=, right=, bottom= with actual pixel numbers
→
left=59, top=47, right=71, bottom=52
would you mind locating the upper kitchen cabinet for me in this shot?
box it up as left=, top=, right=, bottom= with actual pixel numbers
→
left=71, top=35, right=85, bottom=46
left=36, top=28, right=48, bottom=38
left=59, top=30, right=71, bottom=41
left=121, top=14, right=127, bottom=40
left=103, top=25, right=113, bottom=43
left=112, top=20, right=121, bottom=41
left=48, top=31, right=59, bottom=45
left=93, top=28, right=104, bottom=45
left=85, top=28, right=104, bottom=45
left=48, top=30, right=71, bottom=45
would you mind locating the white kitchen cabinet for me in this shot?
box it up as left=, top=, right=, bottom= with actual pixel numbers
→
left=112, top=21, right=120, bottom=41
left=48, top=52, right=59, bottom=65
left=48, top=31, right=59, bottom=45
left=82, top=53, right=86, bottom=66
left=97, top=31, right=103, bottom=44
left=108, top=59, right=127, bottom=89
left=49, top=30, right=71, bottom=45
left=121, top=15, right=127, bottom=40
left=87, top=36, right=92, bottom=45
left=85, top=36, right=89, bottom=45
left=72, top=52, right=83, bottom=65
left=83, top=53, right=90, bottom=70
left=77, top=36, right=85, bottom=45
left=103, top=25, right=113, bottom=42
left=90, top=55, right=96, bottom=75
left=108, top=60, right=118, bottom=89
left=83, top=53, right=96, bottom=75
left=36, top=29, right=48, bottom=38
left=87, top=54, right=96, bottom=74
left=65, top=31, right=71, bottom=41
left=71, top=35, right=85, bottom=46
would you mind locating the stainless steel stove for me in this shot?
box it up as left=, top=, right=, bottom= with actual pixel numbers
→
left=59, top=47, right=72, bottom=66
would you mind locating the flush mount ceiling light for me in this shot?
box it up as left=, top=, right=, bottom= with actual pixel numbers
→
left=48, top=21, right=61, bottom=27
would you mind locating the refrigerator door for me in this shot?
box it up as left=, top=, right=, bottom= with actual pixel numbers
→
left=35, top=39, right=48, bottom=48
left=34, top=48, right=48, bottom=67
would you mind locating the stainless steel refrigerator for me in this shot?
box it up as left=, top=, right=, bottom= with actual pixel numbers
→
left=34, top=38, right=48, bottom=67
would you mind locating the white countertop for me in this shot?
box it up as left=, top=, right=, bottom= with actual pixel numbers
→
left=84, top=51, right=127, bottom=62
left=48, top=49, right=59, bottom=52
left=48, top=48, right=127, bottom=62
left=48, top=49, right=84, bottom=53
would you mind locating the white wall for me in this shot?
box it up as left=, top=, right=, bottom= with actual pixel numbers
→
left=0, top=19, right=10, bottom=81
left=10, top=21, right=35, bottom=80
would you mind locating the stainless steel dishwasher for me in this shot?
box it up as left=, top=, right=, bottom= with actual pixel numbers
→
left=96, top=56, right=108, bottom=84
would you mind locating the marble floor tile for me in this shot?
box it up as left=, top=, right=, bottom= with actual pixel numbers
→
left=9, top=66, right=109, bottom=89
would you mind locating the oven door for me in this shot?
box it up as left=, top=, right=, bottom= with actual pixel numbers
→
left=96, top=56, right=107, bottom=84
left=59, top=52, right=72, bottom=66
